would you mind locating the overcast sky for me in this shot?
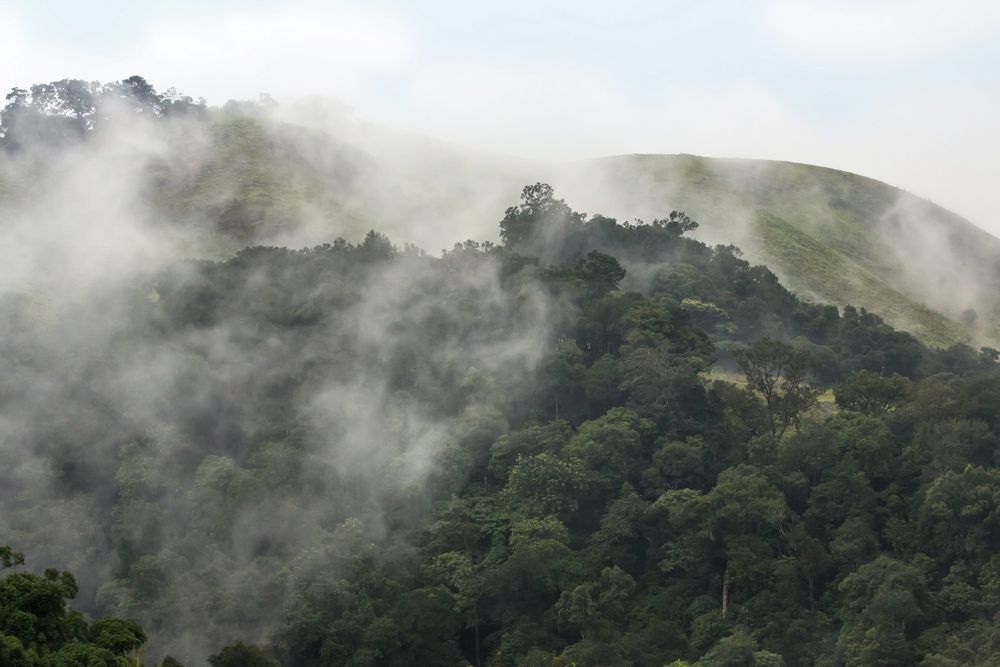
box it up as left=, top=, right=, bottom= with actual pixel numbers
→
left=4, top=0, right=998, bottom=232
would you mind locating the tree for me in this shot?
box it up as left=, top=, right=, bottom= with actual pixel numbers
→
left=48, top=643, right=120, bottom=667
left=0, top=567, right=83, bottom=653
left=564, top=408, right=655, bottom=493
left=208, top=642, right=278, bottom=667
left=89, top=618, right=146, bottom=656
left=555, top=566, right=636, bottom=642
left=1, top=76, right=203, bottom=150
left=837, top=557, right=924, bottom=666
left=0, top=547, right=24, bottom=570
left=498, top=183, right=586, bottom=259
left=705, top=466, right=790, bottom=618
left=0, top=546, right=147, bottom=665
left=697, top=629, right=785, bottom=666
left=738, top=339, right=819, bottom=438
left=574, top=251, right=626, bottom=298
left=834, top=370, right=909, bottom=416
left=502, top=452, right=586, bottom=518
left=657, top=210, right=699, bottom=237
left=917, top=467, right=1000, bottom=569
left=432, top=552, right=487, bottom=667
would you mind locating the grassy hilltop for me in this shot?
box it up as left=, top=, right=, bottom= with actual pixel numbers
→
left=140, top=115, right=999, bottom=346
left=553, top=154, right=1000, bottom=347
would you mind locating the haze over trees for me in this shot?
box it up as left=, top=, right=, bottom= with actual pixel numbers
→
left=0, top=75, right=205, bottom=150
left=2, top=77, right=1000, bottom=666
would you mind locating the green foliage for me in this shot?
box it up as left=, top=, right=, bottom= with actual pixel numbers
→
left=0, top=547, right=24, bottom=570
left=738, top=338, right=820, bottom=438
left=89, top=618, right=146, bottom=655
left=4, top=178, right=1000, bottom=666
left=0, top=547, right=146, bottom=666
left=834, top=370, right=910, bottom=416
left=574, top=251, right=626, bottom=297
left=502, top=453, right=587, bottom=518
left=208, top=642, right=278, bottom=667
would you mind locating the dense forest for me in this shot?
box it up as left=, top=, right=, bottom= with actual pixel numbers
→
left=3, top=79, right=1000, bottom=666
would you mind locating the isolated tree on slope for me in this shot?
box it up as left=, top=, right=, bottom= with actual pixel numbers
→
left=738, top=338, right=818, bottom=438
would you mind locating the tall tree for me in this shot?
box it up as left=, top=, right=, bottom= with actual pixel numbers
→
left=738, top=338, right=819, bottom=438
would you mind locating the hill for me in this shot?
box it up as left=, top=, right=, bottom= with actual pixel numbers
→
left=3, top=81, right=996, bottom=348
left=40, top=111, right=990, bottom=347
left=4, top=80, right=1000, bottom=666
left=552, top=154, right=1000, bottom=347
left=3, top=184, right=999, bottom=666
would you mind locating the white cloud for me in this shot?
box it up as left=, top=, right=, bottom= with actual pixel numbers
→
left=0, top=15, right=81, bottom=91
left=0, top=6, right=413, bottom=104
left=849, top=91, right=1000, bottom=227
left=399, top=74, right=819, bottom=164
left=400, top=64, right=637, bottom=159
left=134, top=6, right=413, bottom=103
left=648, top=85, right=819, bottom=159
left=765, top=0, right=1000, bottom=60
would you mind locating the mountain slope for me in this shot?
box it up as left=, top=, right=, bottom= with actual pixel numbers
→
left=149, top=117, right=998, bottom=346
left=551, top=154, right=1000, bottom=347
left=3, top=111, right=997, bottom=346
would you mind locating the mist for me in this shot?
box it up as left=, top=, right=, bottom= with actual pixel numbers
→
left=1, top=7, right=999, bottom=659
left=0, top=3, right=997, bottom=664
left=0, top=91, right=573, bottom=662
left=5, top=2, right=998, bottom=234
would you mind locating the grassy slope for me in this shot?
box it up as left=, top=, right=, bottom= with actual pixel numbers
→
left=3, top=119, right=996, bottom=347
left=753, top=212, right=967, bottom=346
left=160, top=114, right=531, bottom=253
left=556, top=154, right=1000, bottom=347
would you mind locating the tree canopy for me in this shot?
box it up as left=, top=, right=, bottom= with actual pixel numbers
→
left=1, top=170, right=999, bottom=665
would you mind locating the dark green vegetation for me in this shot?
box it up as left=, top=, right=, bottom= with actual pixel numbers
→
left=0, top=545, right=148, bottom=666
left=4, top=78, right=1000, bottom=666
left=7, top=182, right=1000, bottom=665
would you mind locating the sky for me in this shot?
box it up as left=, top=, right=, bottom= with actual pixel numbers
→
left=3, top=0, right=999, bottom=232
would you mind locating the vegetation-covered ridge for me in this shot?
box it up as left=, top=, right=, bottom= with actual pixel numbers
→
left=5, top=181, right=1000, bottom=666
left=4, top=76, right=999, bottom=348
left=558, top=154, right=1000, bottom=347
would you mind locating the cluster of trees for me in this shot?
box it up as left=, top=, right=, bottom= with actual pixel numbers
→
left=4, top=184, right=1000, bottom=665
left=267, top=188, right=1000, bottom=666
left=0, top=76, right=205, bottom=150
left=0, top=544, right=148, bottom=666
left=0, top=545, right=282, bottom=666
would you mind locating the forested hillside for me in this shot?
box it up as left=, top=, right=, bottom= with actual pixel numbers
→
left=3, top=77, right=998, bottom=347
left=3, top=78, right=1000, bottom=666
